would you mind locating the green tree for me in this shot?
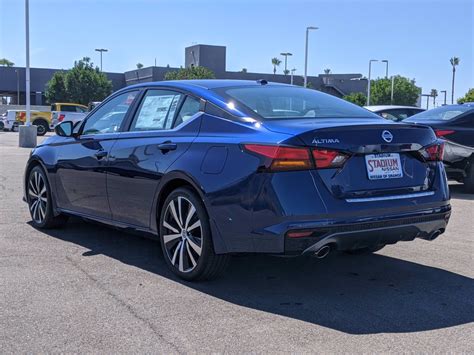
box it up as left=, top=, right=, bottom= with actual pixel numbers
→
left=164, top=66, right=215, bottom=80
left=458, top=88, right=474, bottom=103
left=136, top=63, right=144, bottom=69
left=45, top=71, right=68, bottom=102
left=370, top=76, right=419, bottom=106
left=241, top=68, right=248, bottom=73
left=0, top=58, right=14, bottom=67
left=45, top=57, right=113, bottom=105
left=271, top=57, right=281, bottom=75
left=430, top=89, right=438, bottom=107
left=450, top=57, right=460, bottom=104
left=343, top=92, right=367, bottom=106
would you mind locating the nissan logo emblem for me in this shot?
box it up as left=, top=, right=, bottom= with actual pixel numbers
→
left=382, top=130, right=393, bottom=143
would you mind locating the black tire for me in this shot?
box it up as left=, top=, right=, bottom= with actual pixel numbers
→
left=159, top=187, right=230, bottom=281
left=345, top=244, right=385, bottom=255
left=463, top=159, right=474, bottom=193
left=33, top=119, right=49, bottom=136
left=27, top=166, right=68, bottom=229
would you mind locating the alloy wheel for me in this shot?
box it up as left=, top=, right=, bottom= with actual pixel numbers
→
left=28, top=170, right=48, bottom=224
left=162, top=196, right=202, bottom=273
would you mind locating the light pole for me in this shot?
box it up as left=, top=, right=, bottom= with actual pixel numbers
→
left=19, top=0, right=36, bottom=148
left=367, top=59, right=378, bottom=106
left=15, top=69, right=20, bottom=104
left=290, top=68, right=296, bottom=85
left=382, top=59, right=389, bottom=78
left=390, top=76, right=395, bottom=104
left=280, top=52, right=293, bottom=75
left=95, top=48, right=108, bottom=71
left=440, top=90, right=447, bottom=105
left=304, top=26, right=318, bottom=88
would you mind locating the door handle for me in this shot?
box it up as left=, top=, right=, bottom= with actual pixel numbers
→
left=94, top=150, right=108, bottom=160
left=158, top=142, right=177, bottom=152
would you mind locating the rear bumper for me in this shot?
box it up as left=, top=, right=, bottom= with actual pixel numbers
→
left=254, top=205, right=451, bottom=254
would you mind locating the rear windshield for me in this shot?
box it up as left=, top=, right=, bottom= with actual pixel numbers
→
left=214, top=86, right=377, bottom=120
left=409, top=105, right=472, bottom=121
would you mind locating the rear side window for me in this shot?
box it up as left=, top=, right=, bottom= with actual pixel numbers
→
left=214, top=86, right=377, bottom=120
left=130, top=90, right=182, bottom=131
left=173, top=96, right=200, bottom=128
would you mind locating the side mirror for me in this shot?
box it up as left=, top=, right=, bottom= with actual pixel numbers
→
left=55, top=121, right=74, bottom=137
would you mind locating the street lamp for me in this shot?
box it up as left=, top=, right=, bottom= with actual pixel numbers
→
left=304, top=26, right=318, bottom=88
left=290, top=68, right=297, bottom=85
left=367, top=59, right=379, bottom=106
left=95, top=48, right=108, bottom=71
left=381, top=59, right=389, bottom=78
left=280, top=52, right=293, bottom=75
left=440, top=90, right=447, bottom=105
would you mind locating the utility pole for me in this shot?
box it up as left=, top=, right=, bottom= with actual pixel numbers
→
left=95, top=48, right=108, bottom=71
left=382, top=60, right=389, bottom=78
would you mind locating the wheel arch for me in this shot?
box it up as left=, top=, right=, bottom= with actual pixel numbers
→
left=151, top=171, right=229, bottom=254
left=24, top=157, right=60, bottom=215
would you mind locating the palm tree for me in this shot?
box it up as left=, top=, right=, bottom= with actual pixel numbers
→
left=430, top=89, right=438, bottom=107
left=450, top=57, right=460, bottom=104
left=324, top=68, right=331, bottom=75
left=271, top=57, right=281, bottom=75
left=0, top=58, right=15, bottom=67
left=136, top=63, right=144, bottom=69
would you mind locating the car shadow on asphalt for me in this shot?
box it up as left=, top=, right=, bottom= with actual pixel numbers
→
left=33, top=218, right=474, bottom=335
left=449, top=183, right=474, bottom=201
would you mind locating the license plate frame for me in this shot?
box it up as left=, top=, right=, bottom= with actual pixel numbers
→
left=365, top=153, right=403, bottom=180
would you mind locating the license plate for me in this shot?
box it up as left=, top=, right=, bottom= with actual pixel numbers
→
left=365, top=153, right=403, bottom=180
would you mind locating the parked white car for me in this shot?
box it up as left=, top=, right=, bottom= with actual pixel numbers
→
left=365, top=105, right=425, bottom=122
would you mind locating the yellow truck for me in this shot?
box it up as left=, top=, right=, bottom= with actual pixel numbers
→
left=14, top=103, right=88, bottom=136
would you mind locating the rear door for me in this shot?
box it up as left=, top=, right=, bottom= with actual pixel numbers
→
left=107, top=89, right=202, bottom=227
left=54, top=90, right=139, bottom=219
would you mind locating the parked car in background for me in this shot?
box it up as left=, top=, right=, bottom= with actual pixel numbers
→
left=50, top=103, right=88, bottom=129
left=0, top=112, right=7, bottom=130
left=14, top=110, right=52, bottom=136
left=24, top=80, right=450, bottom=281
left=365, top=105, right=425, bottom=122
left=405, top=103, right=474, bottom=192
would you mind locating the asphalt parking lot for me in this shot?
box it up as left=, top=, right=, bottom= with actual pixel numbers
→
left=0, top=131, right=473, bottom=353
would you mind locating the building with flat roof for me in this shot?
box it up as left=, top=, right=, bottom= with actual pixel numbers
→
left=0, top=44, right=367, bottom=106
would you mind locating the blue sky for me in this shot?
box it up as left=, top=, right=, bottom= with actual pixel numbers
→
left=1, top=0, right=473, bottom=104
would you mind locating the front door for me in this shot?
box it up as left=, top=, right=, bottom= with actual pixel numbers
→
left=54, top=91, right=139, bottom=219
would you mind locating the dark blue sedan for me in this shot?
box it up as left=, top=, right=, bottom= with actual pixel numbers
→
left=24, top=80, right=451, bottom=280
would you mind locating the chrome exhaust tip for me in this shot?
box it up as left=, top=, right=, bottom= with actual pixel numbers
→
left=314, top=245, right=331, bottom=259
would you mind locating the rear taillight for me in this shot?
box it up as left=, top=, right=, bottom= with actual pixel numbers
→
left=435, top=129, right=455, bottom=138
left=312, top=149, right=349, bottom=168
left=420, top=143, right=444, bottom=161
left=243, top=144, right=312, bottom=171
left=58, top=114, right=65, bottom=122
left=243, top=144, right=349, bottom=171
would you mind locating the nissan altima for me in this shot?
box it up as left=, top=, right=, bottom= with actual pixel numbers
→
left=24, top=80, right=451, bottom=280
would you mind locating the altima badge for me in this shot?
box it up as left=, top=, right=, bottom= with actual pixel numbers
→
left=382, top=130, right=393, bottom=143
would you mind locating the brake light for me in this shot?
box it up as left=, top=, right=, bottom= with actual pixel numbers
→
left=421, top=143, right=444, bottom=161
left=243, top=144, right=312, bottom=171
left=312, top=148, right=349, bottom=168
left=58, top=114, right=65, bottom=122
left=243, top=144, right=349, bottom=171
left=435, top=129, right=455, bottom=138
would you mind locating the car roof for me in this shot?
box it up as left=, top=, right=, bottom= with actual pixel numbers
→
left=126, top=79, right=290, bottom=91
left=364, top=105, right=424, bottom=111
